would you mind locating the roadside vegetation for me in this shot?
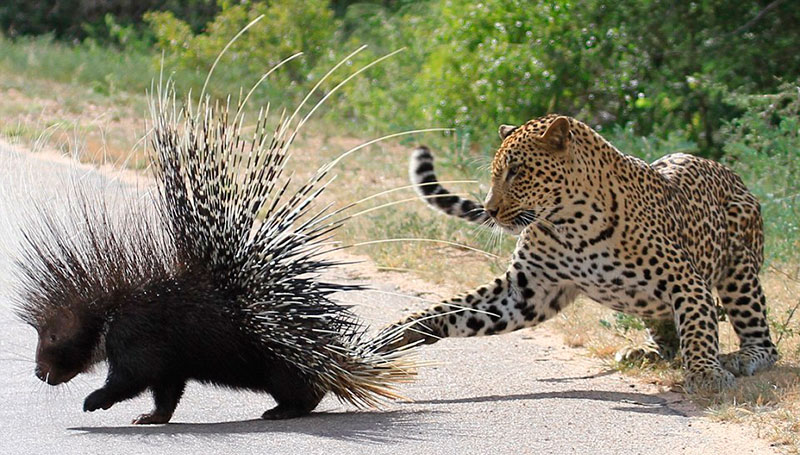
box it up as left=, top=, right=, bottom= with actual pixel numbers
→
left=1, top=0, right=798, bottom=451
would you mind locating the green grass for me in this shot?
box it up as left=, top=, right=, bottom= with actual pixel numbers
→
left=0, top=35, right=155, bottom=95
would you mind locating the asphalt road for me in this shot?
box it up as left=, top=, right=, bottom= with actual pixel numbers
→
left=0, top=143, right=776, bottom=454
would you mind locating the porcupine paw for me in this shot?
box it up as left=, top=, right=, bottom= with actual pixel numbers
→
left=683, top=365, right=735, bottom=394
left=83, top=389, right=114, bottom=412
left=132, top=412, right=172, bottom=425
left=261, top=404, right=311, bottom=420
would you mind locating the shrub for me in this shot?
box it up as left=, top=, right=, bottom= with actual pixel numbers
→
left=145, top=0, right=338, bottom=105
left=0, top=0, right=217, bottom=41
left=722, top=82, right=800, bottom=263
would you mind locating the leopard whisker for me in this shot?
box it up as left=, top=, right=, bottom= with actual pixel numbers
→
left=346, top=193, right=472, bottom=219
left=343, top=238, right=500, bottom=259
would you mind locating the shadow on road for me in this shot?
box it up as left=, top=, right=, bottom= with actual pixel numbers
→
left=69, top=409, right=446, bottom=443
left=412, top=389, right=687, bottom=417
left=537, top=369, right=617, bottom=383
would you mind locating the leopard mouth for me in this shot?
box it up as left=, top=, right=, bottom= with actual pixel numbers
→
left=484, top=215, right=525, bottom=235
left=488, top=208, right=545, bottom=235
left=508, top=209, right=557, bottom=236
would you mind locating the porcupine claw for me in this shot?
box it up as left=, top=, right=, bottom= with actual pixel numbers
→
left=132, top=412, right=172, bottom=425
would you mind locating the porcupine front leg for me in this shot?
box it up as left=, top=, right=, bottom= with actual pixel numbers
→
left=384, top=259, right=579, bottom=350
left=83, top=369, right=149, bottom=413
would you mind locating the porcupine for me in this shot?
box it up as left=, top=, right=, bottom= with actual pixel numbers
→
left=13, top=81, right=416, bottom=424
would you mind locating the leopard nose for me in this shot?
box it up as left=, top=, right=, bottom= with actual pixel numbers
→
left=487, top=207, right=499, bottom=217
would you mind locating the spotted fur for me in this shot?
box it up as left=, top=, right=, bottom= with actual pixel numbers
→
left=389, top=114, right=778, bottom=393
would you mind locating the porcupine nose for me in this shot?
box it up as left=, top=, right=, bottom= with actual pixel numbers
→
left=34, top=364, right=46, bottom=381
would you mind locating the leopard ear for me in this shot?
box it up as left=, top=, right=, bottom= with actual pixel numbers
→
left=541, top=116, right=570, bottom=151
left=498, top=124, right=518, bottom=140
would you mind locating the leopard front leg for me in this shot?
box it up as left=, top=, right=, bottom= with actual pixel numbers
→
left=615, top=318, right=679, bottom=364
left=671, top=271, right=735, bottom=393
left=383, top=262, right=578, bottom=350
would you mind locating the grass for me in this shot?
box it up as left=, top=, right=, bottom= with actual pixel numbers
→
left=1, top=36, right=799, bottom=452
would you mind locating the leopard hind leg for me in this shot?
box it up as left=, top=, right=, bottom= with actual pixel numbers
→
left=717, top=258, right=778, bottom=376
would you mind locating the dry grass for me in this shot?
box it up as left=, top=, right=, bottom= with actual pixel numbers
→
left=0, top=71, right=149, bottom=168
left=3, top=65, right=798, bottom=453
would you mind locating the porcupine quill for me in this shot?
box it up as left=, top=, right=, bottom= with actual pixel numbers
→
left=13, top=58, right=417, bottom=424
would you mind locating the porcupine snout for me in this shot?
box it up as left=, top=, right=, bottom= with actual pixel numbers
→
left=33, top=360, right=79, bottom=385
left=34, top=364, right=46, bottom=381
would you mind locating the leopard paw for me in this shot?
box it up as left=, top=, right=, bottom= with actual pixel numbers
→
left=720, top=346, right=778, bottom=377
left=683, top=366, right=735, bottom=394
left=614, top=344, right=662, bottom=364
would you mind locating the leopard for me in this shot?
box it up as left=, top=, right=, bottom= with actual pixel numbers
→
left=387, top=114, right=778, bottom=393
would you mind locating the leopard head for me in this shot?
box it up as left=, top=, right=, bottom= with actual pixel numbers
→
left=484, top=115, right=574, bottom=235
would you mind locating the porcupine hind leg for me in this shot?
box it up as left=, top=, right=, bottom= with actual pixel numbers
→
left=262, top=388, right=324, bottom=420
left=262, top=367, right=325, bottom=420
left=132, top=380, right=187, bottom=425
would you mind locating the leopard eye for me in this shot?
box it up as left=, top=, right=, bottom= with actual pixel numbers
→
left=506, top=163, right=522, bottom=181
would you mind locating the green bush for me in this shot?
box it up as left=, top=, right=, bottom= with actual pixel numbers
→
left=0, top=0, right=217, bottom=42
left=722, top=82, right=800, bottom=263
left=146, top=0, right=338, bottom=107
left=326, top=2, right=435, bottom=133
left=410, top=0, right=618, bottom=146
left=341, top=0, right=800, bottom=158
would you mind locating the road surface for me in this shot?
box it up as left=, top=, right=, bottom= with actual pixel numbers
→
left=0, top=142, right=776, bottom=454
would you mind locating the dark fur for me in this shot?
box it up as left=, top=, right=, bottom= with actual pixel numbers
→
left=79, top=278, right=324, bottom=422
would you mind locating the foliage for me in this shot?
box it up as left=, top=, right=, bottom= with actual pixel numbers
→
left=721, top=81, right=800, bottom=263
left=594, top=0, right=800, bottom=157
left=604, top=126, right=699, bottom=163
left=0, top=0, right=796, bottom=265
left=327, top=2, right=435, bottom=134
left=0, top=34, right=155, bottom=97
left=145, top=0, right=338, bottom=106
left=0, top=0, right=218, bottom=42
left=6, top=0, right=800, bottom=159
left=330, top=0, right=800, bottom=158
left=410, top=0, right=618, bottom=146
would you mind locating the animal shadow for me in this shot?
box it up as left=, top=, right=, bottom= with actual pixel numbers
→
left=70, top=409, right=441, bottom=443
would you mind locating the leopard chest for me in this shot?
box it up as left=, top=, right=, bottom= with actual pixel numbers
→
left=517, top=229, right=675, bottom=319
